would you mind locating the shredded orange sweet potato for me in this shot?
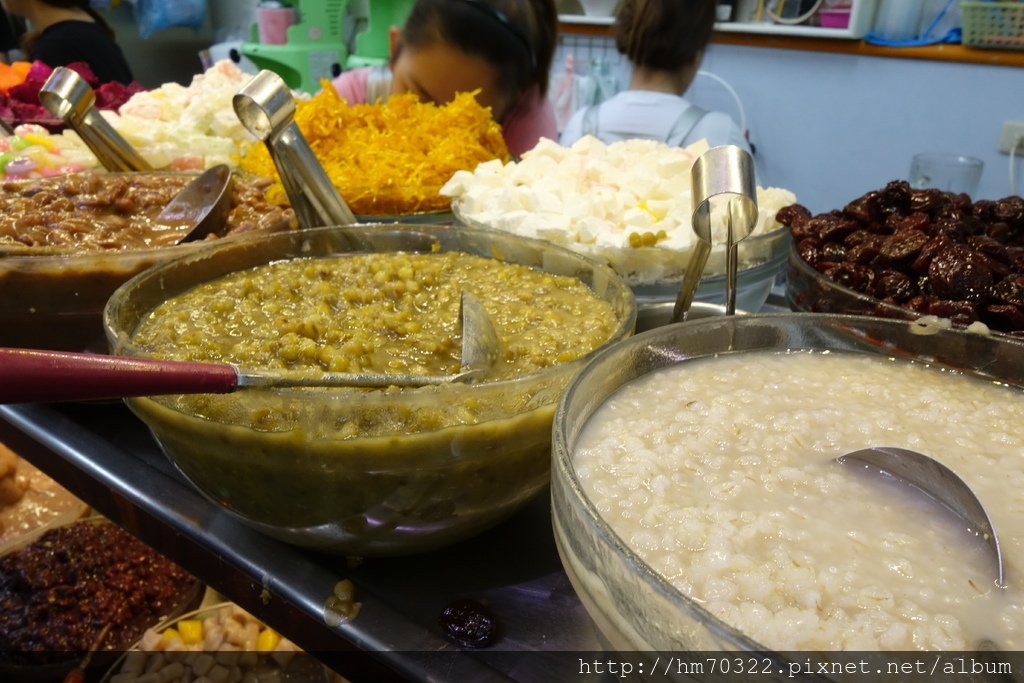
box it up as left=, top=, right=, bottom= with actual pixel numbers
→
left=239, top=87, right=509, bottom=216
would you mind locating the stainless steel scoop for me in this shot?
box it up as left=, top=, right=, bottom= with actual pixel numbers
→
left=38, top=66, right=152, bottom=172
left=232, top=69, right=357, bottom=229
left=672, top=145, right=758, bottom=322
left=158, top=164, right=235, bottom=244
left=836, top=446, right=1006, bottom=589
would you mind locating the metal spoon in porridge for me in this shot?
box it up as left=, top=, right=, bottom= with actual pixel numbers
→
left=671, top=145, right=758, bottom=322
left=836, top=446, right=1005, bottom=588
left=157, top=164, right=235, bottom=244
left=0, top=291, right=502, bottom=403
left=39, top=66, right=152, bottom=172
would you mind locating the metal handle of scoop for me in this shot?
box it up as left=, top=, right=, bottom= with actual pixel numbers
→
left=232, top=70, right=357, bottom=229
left=39, top=67, right=152, bottom=172
left=0, top=347, right=475, bottom=403
left=672, top=145, right=758, bottom=322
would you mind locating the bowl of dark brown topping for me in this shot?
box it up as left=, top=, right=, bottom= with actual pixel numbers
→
left=0, top=171, right=296, bottom=351
left=0, top=518, right=202, bottom=681
left=104, top=223, right=636, bottom=556
left=782, top=180, right=1024, bottom=337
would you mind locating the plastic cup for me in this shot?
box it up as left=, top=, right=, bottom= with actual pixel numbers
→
left=257, top=6, right=295, bottom=45
left=909, top=153, right=984, bottom=196
left=872, top=0, right=924, bottom=40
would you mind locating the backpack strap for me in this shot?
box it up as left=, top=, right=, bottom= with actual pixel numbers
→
left=664, top=104, right=708, bottom=147
left=580, top=102, right=707, bottom=145
left=580, top=104, right=600, bottom=138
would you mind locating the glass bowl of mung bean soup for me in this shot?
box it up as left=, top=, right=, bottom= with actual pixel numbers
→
left=105, top=223, right=636, bottom=556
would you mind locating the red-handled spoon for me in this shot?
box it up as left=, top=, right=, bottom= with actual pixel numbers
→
left=0, top=347, right=238, bottom=403
left=0, top=294, right=501, bottom=404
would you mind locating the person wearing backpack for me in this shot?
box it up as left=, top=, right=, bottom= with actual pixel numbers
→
left=559, top=0, right=748, bottom=152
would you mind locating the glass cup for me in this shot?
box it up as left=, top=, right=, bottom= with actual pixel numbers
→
left=872, top=0, right=924, bottom=40
left=909, top=152, right=984, bottom=196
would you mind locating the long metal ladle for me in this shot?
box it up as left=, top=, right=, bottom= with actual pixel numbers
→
left=672, top=145, right=758, bottom=322
left=836, top=446, right=1006, bottom=589
left=0, top=292, right=501, bottom=403
left=38, top=66, right=152, bottom=172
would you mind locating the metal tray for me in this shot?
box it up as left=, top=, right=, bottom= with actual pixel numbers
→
left=0, top=289, right=791, bottom=681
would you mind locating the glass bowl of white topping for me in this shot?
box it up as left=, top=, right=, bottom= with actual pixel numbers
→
left=444, top=137, right=793, bottom=312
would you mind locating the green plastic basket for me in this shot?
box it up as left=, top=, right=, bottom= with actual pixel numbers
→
left=961, top=1, right=1024, bottom=50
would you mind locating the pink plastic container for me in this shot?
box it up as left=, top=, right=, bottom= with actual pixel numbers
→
left=819, top=9, right=851, bottom=28
left=257, top=6, right=296, bottom=45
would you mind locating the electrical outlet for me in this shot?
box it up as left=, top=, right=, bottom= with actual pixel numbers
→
left=998, top=121, right=1024, bottom=154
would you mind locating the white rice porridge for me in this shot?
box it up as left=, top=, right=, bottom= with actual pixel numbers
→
left=573, top=351, right=1024, bottom=651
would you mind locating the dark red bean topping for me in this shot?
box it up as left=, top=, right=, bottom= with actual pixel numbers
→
left=928, top=244, right=994, bottom=303
left=776, top=181, right=1024, bottom=333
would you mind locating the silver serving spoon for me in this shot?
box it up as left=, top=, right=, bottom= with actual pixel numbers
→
left=232, top=69, right=357, bottom=230
left=157, top=164, right=234, bottom=244
left=836, top=446, right=1005, bottom=588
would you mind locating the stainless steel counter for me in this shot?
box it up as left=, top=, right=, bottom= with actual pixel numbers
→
left=0, top=292, right=791, bottom=681
left=0, top=401, right=604, bottom=682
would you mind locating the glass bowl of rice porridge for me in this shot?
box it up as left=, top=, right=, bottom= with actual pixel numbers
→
left=552, top=313, right=1024, bottom=654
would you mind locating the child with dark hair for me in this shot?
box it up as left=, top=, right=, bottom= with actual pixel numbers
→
left=331, top=0, right=558, bottom=157
left=560, top=0, right=748, bottom=152
left=0, top=0, right=132, bottom=83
